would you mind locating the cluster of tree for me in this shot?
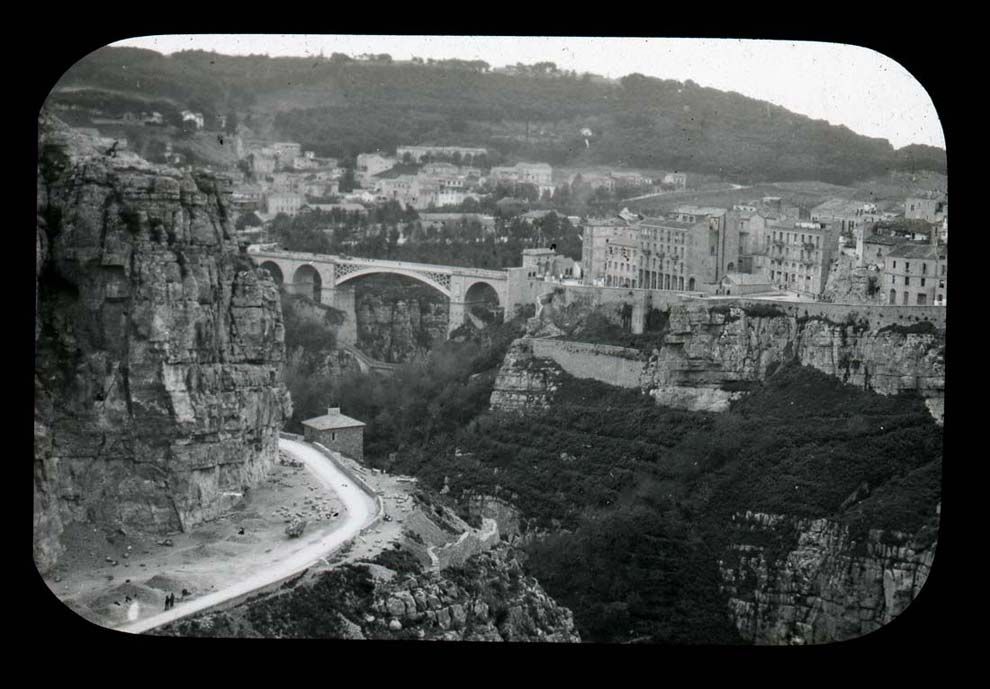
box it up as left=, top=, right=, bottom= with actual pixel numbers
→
left=360, top=360, right=941, bottom=643
left=268, top=203, right=582, bottom=268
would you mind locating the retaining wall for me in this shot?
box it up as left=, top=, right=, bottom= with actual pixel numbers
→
left=527, top=338, right=646, bottom=388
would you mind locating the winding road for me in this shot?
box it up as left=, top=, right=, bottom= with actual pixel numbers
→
left=118, top=438, right=379, bottom=634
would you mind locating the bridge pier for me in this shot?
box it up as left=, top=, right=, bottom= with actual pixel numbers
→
left=448, top=301, right=466, bottom=336
left=322, top=286, right=358, bottom=347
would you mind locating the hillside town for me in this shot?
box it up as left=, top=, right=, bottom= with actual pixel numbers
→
left=57, top=102, right=948, bottom=308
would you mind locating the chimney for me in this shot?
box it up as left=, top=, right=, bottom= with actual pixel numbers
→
left=328, top=407, right=340, bottom=415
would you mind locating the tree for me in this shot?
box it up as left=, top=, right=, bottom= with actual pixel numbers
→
left=339, top=167, right=356, bottom=193
left=235, top=211, right=263, bottom=230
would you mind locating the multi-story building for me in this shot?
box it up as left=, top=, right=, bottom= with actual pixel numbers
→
left=266, top=192, right=304, bottom=217
left=604, top=227, right=640, bottom=288
left=882, top=243, right=947, bottom=306
left=582, top=217, right=633, bottom=286
left=584, top=206, right=734, bottom=293
left=765, top=220, right=840, bottom=297
left=492, top=163, right=554, bottom=195
left=905, top=194, right=948, bottom=223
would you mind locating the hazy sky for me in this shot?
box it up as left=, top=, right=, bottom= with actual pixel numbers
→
left=110, top=35, right=944, bottom=150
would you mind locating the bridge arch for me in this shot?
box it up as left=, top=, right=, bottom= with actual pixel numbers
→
left=335, top=267, right=452, bottom=299
left=292, top=264, right=323, bottom=301
left=463, top=280, right=503, bottom=326
left=258, top=261, right=284, bottom=286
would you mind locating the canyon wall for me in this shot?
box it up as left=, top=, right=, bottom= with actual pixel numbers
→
left=35, top=119, right=290, bottom=573
left=718, top=507, right=938, bottom=644
left=354, top=284, right=448, bottom=363
left=644, top=304, right=944, bottom=416
left=491, top=302, right=945, bottom=421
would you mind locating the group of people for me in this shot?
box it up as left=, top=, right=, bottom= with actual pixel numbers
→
left=163, top=592, right=176, bottom=611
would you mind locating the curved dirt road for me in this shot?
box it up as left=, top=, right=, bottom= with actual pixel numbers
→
left=118, top=438, right=379, bottom=634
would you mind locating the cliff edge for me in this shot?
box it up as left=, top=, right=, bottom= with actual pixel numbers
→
left=34, top=116, right=291, bottom=574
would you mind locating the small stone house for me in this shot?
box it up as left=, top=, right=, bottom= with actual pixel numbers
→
left=302, top=407, right=366, bottom=460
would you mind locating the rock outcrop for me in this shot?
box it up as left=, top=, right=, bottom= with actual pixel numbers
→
left=155, top=543, right=580, bottom=642
left=718, top=508, right=938, bottom=644
left=821, top=254, right=888, bottom=305
left=368, top=545, right=580, bottom=642
left=643, top=305, right=945, bottom=416
left=354, top=285, right=447, bottom=363
left=489, top=339, right=565, bottom=412
left=491, top=303, right=944, bottom=421
left=34, top=118, right=290, bottom=573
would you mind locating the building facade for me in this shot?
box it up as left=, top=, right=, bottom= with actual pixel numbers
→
left=766, top=220, right=839, bottom=297
left=882, top=243, right=948, bottom=306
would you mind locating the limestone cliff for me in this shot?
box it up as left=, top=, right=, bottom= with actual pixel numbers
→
left=489, top=339, right=566, bottom=412
left=718, top=507, right=938, bottom=644
left=35, top=118, right=290, bottom=573
left=643, top=304, right=944, bottom=418
left=354, top=278, right=447, bottom=363
left=492, top=302, right=944, bottom=422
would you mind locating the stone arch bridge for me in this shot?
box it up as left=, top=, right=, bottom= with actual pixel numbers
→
left=248, top=247, right=513, bottom=340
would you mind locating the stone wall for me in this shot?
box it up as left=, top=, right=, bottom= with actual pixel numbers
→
left=34, top=119, right=290, bottom=573
left=528, top=338, right=646, bottom=389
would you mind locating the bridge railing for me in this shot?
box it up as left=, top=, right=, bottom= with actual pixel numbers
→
left=248, top=248, right=508, bottom=280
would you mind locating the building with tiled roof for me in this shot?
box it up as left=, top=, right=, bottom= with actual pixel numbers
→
left=302, top=407, right=366, bottom=460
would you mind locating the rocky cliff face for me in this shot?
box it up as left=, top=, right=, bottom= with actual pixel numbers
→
left=821, top=254, right=888, bottom=305
left=718, top=508, right=938, bottom=644
left=489, top=339, right=566, bottom=412
left=643, top=305, right=944, bottom=418
left=35, top=119, right=290, bottom=573
left=492, top=303, right=945, bottom=423
left=369, top=545, right=580, bottom=641
left=354, top=291, right=447, bottom=363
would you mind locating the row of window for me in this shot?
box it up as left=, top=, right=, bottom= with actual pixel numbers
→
left=772, top=230, right=822, bottom=247
left=890, top=276, right=946, bottom=288
left=890, top=290, right=944, bottom=306
left=890, top=260, right=946, bottom=276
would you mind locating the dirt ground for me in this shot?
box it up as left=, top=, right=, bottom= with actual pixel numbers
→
left=42, top=459, right=348, bottom=630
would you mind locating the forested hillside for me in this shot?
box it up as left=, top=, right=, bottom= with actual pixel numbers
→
left=51, top=47, right=946, bottom=184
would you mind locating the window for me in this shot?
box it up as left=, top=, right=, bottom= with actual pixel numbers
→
left=922, top=263, right=928, bottom=274
left=917, top=294, right=926, bottom=305
left=921, top=278, right=926, bottom=287
left=331, top=432, right=336, bottom=441
left=905, top=276, right=911, bottom=286
left=905, top=262, right=911, bottom=273
left=892, top=261, right=896, bottom=269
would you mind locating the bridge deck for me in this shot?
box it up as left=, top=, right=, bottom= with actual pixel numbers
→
left=250, top=249, right=508, bottom=281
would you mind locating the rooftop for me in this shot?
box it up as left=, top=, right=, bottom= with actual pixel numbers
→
left=887, top=243, right=947, bottom=260
left=302, top=408, right=366, bottom=431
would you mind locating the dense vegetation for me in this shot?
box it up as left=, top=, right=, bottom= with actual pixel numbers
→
left=270, top=204, right=583, bottom=267
left=343, top=357, right=940, bottom=643
left=54, top=47, right=945, bottom=185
